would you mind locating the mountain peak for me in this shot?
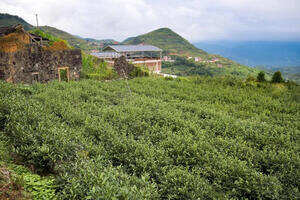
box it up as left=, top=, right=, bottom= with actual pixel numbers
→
left=154, top=27, right=174, bottom=32
left=123, top=27, right=207, bottom=56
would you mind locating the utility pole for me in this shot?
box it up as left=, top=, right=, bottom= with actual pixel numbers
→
left=35, top=14, right=39, bottom=29
left=35, top=14, right=42, bottom=45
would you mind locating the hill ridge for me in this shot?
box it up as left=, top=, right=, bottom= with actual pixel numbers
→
left=123, top=27, right=207, bottom=56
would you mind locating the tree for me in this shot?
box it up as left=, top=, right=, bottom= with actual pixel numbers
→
left=272, top=71, right=284, bottom=83
left=257, top=71, right=266, bottom=82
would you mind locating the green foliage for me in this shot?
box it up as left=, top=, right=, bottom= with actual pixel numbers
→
left=29, top=29, right=70, bottom=47
left=164, top=76, right=174, bottom=81
left=246, top=76, right=257, bottom=82
left=0, top=163, right=56, bottom=200
left=257, top=71, right=266, bottom=82
left=0, top=77, right=299, bottom=199
left=56, top=159, right=158, bottom=199
left=129, top=65, right=150, bottom=78
left=272, top=71, right=284, bottom=83
left=81, top=53, right=118, bottom=80
left=39, top=26, right=96, bottom=50
left=10, top=164, right=56, bottom=200
left=162, top=56, right=263, bottom=78
left=59, top=69, right=68, bottom=82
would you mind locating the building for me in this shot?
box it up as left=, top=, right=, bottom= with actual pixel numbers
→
left=0, top=25, right=82, bottom=84
left=194, top=57, right=203, bottom=62
left=91, top=44, right=163, bottom=72
left=162, top=56, right=174, bottom=62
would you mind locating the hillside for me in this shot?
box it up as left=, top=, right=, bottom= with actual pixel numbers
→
left=123, top=28, right=207, bottom=56
left=85, top=38, right=119, bottom=43
left=0, top=13, right=33, bottom=30
left=162, top=56, right=264, bottom=78
left=0, top=13, right=99, bottom=51
left=38, top=26, right=90, bottom=49
left=0, top=77, right=299, bottom=199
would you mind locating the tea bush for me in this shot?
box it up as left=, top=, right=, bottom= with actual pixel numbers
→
left=0, top=162, right=56, bottom=200
left=0, top=77, right=299, bottom=199
left=81, top=53, right=118, bottom=80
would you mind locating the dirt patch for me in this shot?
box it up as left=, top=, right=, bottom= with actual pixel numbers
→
left=0, top=32, right=30, bottom=53
left=43, top=41, right=70, bottom=51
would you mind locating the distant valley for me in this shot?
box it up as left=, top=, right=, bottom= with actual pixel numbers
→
left=194, top=41, right=300, bottom=67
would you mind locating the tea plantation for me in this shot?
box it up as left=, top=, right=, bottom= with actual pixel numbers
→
left=0, top=77, right=299, bottom=199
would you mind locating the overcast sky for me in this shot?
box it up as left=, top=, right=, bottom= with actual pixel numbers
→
left=1, top=0, right=300, bottom=42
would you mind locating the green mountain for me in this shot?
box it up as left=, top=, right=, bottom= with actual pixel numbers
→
left=123, top=28, right=266, bottom=78
left=85, top=38, right=118, bottom=43
left=38, top=26, right=90, bottom=49
left=123, top=28, right=207, bottom=56
left=0, top=13, right=33, bottom=30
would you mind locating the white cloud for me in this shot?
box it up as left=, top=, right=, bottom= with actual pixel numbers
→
left=0, top=0, right=299, bottom=42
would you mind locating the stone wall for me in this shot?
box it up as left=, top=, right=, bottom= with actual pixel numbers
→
left=0, top=44, right=82, bottom=84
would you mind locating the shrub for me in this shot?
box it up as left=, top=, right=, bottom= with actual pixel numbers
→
left=164, top=76, right=174, bottom=81
left=0, top=164, right=56, bottom=200
left=272, top=71, right=284, bottom=83
left=129, top=65, right=150, bottom=78
left=257, top=71, right=266, bottom=82
left=246, top=76, right=256, bottom=82
left=29, top=29, right=70, bottom=48
left=81, top=53, right=118, bottom=80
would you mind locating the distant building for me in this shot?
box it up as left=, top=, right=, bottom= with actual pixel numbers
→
left=90, top=49, right=99, bottom=53
left=91, top=44, right=163, bottom=72
left=209, top=58, right=219, bottom=63
left=194, top=57, right=203, bottom=62
left=162, top=56, right=174, bottom=62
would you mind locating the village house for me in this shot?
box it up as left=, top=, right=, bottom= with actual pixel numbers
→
left=91, top=44, right=163, bottom=72
left=162, top=56, right=175, bottom=62
left=0, top=24, right=82, bottom=84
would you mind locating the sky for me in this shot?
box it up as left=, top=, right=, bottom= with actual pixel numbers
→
left=1, top=0, right=300, bottom=42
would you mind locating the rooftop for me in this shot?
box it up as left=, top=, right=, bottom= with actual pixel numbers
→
left=104, top=45, right=162, bottom=52
left=91, top=52, right=121, bottom=58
